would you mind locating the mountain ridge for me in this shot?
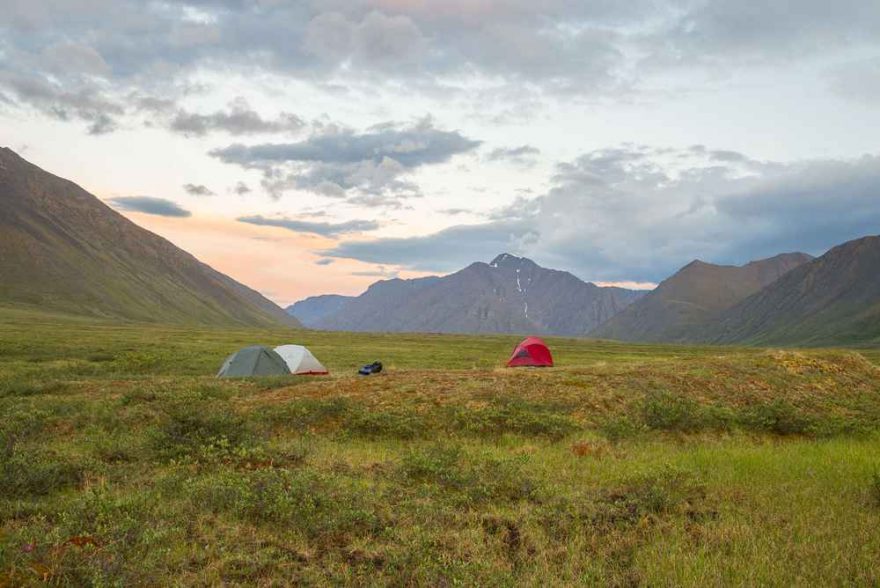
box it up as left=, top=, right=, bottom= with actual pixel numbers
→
left=0, top=147, right=300, bottom=327
left=589, top=252, right=813, bottom=342
left=702, top=235, right=880, bottom=345
left=295, top=253, right=645, bottom=335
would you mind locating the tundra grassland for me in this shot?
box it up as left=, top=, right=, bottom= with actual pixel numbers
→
left=1, top=306, right=879, bottom=586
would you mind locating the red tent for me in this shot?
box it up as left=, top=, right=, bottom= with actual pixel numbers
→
left=506, top=336, right=554, bottom=367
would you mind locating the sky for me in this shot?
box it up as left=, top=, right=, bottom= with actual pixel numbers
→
left=2, top=0, right=880, bottom=306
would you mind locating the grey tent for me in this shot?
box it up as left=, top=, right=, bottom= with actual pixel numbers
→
left=217, top=345, right=290, bottom=378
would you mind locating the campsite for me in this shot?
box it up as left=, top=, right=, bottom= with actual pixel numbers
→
left=2, top=306, right=880, bottom=585
left=3, top=1, right=880, bottom=585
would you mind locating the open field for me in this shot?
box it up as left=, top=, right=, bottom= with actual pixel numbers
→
left=1, top=306, right=880, bottom=586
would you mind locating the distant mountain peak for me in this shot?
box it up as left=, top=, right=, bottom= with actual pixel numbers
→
left=681, top=259, right=711, bottom=270
left=294, top=253, right=644, bottom=335
left=489, top=253, right=534, bottom=268
left=743, top=252, right=814, bottom=267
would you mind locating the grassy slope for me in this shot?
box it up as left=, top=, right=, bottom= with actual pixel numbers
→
left=0, top=148, right=298, bottom=328
left=592, top=254, right=813, bottom=344
left=708, top=236, right=880, bottom=347
left=1, top=307, right=880, bottom=586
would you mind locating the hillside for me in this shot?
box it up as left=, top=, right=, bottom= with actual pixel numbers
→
left=706, top=235, right=880, bottom=345
left=0, top=147, right=299, bottom=327
left=286, top=294, right=354, bottom=327
left=313, top=253, right=644, bottom=335
left=2, top=308, right=880, bottom=585
left=591, top=253, right=813, bottom=342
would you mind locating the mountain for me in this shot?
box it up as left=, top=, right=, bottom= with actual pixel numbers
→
left=312, top=276, right=442, bottom=332
left=590, top=253, right=813, bottom=342
left=0, top=147, right=299, bottom=327
left=705, top=236, right=880, bottom=345
left=310, top=253, right=645, bottom=335
left=286, top=294, right=354, bottom=327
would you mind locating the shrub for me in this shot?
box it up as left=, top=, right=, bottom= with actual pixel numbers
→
left=0, top=407, right=49, bottom=457
left=537, top=467, right=712, bottom=553
left=398, top=445, right=539, bottom=503
left=345, top=410, right=423, bottom=440
left=450, top=401, right=579, bottom=439
left=606, top=469, right=692, bottom=516
left=256, top=397, right=350, bottom=431
left=871, top=471, right=880, bottom=508
left=399, top=444, right=465, bottom=489
left=187, top=469, right=385, bottom=543
left=469, top=455, right=539, bottom=502
left=91, top=432, right=137, bottom=464
left=0, top=380, right=68, bottom=398
left=635, top=391, right=735, bottom=434
left=151, top=404, right=254, bottom=460
left=599, top=416, right=646, bottom=442
left=641, top=391, right=703, bottom=432
left=740, top=400, right=813, bottom=436
left=114, top=350, right=169, bottom=373
left=0, top=452, right=85, bottom=497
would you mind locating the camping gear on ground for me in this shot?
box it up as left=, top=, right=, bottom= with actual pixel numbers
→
left=274, top=344, right=329, bottom=375
left=217, top=345, right=290, bottom=378
left=506, top=337, right=554, bottom=367
left=358, top=361, right=383, bottom=376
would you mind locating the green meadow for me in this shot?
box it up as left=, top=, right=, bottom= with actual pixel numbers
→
left=1, top=306, right=879, bottom=586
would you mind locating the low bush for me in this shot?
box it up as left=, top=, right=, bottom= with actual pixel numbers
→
left=599, top=415, right=646, bottom=442
left=1, top=452, right=86, bottom=497
left=540, top=467, right=712, bottom=541
left=187, top=469, right=386, bottom=544
left=449, top=401, right=579, bottom=439
left=0, top=406, right=50, bottom=457
left=398, top=444, right=539, bottom=503
left=871, top=471, right=880, bottom=508
left=642, top=391, right=702, bottom=431
left=0, top=379, right=69, bottom=398
left=151, top=403, right=255, bottom=460
left=642, top=390, right=733, bottom=432
left=739, top=400, right=813, bottom=436
left=345, top=410, right=423, bottom=440
left=255, top=397, right=350, bottom=431
left=399, top=444, right=466, bottom=489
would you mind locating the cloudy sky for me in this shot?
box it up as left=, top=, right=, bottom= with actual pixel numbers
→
left=3, top=0, right=880, bottom=305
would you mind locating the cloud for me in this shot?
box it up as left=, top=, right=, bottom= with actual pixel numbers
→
left=237, top=215, right=380, bottom=237
left=324, top=146, right=880, bottom=282
left=305, top=10, right=427, bottom=71
left=315, top=258, right=335, bottom=266
left=2, top=0, right=879, bottom=140
left=168, top=98, right=305, bottom=137
left=324, top=220, right=537, bottom=272
left=212, top=117, right=480, bottom=201
left=214, top=119, right=479, bottom=167
left=0, top=70, right=123, bottom=134
left=107, top=196, right=191, bottom=217
left=183, top=183, right=214, bottom=196
left=487, top=145, right=540, bottom=160
left=828, top=57, right=880, bottom=104
left=486, top=145, right=541, bottom=166
left=41, top=41, right=111, bottom=77
left=350, top=265, right=399, bottom=278
left=231, top=181, right=251, bottom=195
left=645, top=0, right=880, bottom=67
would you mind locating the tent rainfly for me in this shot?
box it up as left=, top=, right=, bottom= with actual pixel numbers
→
left=217, top=345, right=290, bottom=377
left=506, top=336, right=554, bottom=368
left=273, top=345, right=329, bottom=375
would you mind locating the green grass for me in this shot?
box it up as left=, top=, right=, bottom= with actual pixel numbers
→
left=1, top=306, right=879, bottom=586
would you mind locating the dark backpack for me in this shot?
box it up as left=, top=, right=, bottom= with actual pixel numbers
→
left=358, top=361, right=383, bottom=376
